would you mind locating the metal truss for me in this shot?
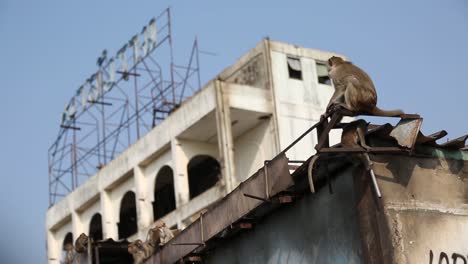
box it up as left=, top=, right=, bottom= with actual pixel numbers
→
left=48, top=8, right=202, bottom=206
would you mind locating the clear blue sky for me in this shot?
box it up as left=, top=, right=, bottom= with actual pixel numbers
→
left=0, top=0, right=467, bottom=262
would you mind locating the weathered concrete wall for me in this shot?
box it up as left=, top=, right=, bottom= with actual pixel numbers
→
left=366, top=155, right=468, bottom=264
left=204, top=168, right=363, bottom=264
left=201, top=154, right=468, bottom=264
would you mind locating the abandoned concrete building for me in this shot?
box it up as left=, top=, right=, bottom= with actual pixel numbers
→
left=46, top=39, right=361, bottom=263
left=45, top=27, right=468, bottom=262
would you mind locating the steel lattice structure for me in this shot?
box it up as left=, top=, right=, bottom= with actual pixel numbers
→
left=48, top=8, right=201, bottom=206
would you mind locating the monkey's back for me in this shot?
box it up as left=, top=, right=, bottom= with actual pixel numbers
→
left=338, top=63, right=377, bottom=113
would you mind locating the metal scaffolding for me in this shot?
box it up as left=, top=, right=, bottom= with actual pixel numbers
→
left=48, top=8, right=202, bottom=206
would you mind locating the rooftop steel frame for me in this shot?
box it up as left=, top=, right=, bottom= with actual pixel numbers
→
left=48, top=8, right=202, bottom=206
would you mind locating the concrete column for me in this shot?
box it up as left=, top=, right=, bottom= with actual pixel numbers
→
left=134, top=165, right=153, bottom=238
left=47, top=230, right=60, bottom=264
left=71, top=211, right=84, bottom=238
left=215, top=80, right=236, bottom=192
left=171, top=138, right=190, bottom=207
left=100, top=190, right=118, bottom=239
left=263, top=39, right=281, bottom=154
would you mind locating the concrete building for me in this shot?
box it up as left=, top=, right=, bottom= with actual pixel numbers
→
left=45, top=40, right=348, bottom=263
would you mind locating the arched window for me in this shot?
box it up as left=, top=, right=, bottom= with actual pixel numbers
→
left=63, top=232, right=73, bottom=250
left=61, top=232, right=73, bottom=261
left=153, top=166, right=176, bottom=220
left=188, top=155, right=221, bottom=199
left=89, top=213, right=103, bottom=241
left=118, top=191, right=137, bottom=239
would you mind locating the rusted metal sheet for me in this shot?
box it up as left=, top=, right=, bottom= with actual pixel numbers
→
left=154, top=220, right=203, bottom=264
left=367, top=123, right=394, bottom=140
left=439, top=134, right=468, bottom=149
left=147, top=154, right=292, bottom=264
left=389, top=118, right=423, bottom=149
left=416, top=130, right=447, bottom=145
left=268, top=153, right=294, bottom=195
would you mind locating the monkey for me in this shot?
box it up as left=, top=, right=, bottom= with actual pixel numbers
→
left=326, top=56, right=404, bottom=118
left=148, top=220, right=174, bottom=247
left=128, top=239, right=154, bottom=264
left=128, top=240, right=146, bottom=264
left=74, top=233, right=88, bottom=254
left=341, top=119, right=381, bottom=198
left=62, top=243, right=76, bottom=264
left=341, top=119, right=372, bottom=169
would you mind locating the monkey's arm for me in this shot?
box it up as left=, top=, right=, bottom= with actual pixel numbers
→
left=326, top=88, right=345, bottom=113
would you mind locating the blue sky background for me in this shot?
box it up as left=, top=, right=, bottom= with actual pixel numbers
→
left=0, top=0, right=467, bottom=262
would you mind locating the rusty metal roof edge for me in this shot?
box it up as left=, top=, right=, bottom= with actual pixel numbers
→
left=147, top=153, right=293, bottom=263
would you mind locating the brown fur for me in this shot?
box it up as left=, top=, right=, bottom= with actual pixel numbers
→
left=148, top=220, right=174, bottom=247
left=327, top=56, right=403, bottom=117
left=62, top=243, right=76, bottom=264
left=128, top=239, right=154, bottom=264
left=341, top=119, right=372, bottom=170
left=74, top=233, right=88, bottom=254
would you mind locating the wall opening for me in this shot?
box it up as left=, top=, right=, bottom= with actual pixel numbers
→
left=188, top=155, right=221, bottom=199
left=89, top=213, right=103, bottom=241
left=62, top=232, right=73, bottom=262
left=153, top=166, right=176, bottom=220
left=316, top=62, right=331, bottom=85
left=118, top=191, right=137, bottom=239
left=287, top=57, right=302, bottom=80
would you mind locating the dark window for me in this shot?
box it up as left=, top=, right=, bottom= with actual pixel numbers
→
left=316, top=62, right=331, bottom=85
left=62, top=232, right=74, bottom=262
left=287, top=57, right=302, bottom=80
left=89, top=213, right=103, bottom=241
left=118, top=191, right=137, bottom=239
left=188, top=155, right=221, bottom=199
left=153, top=166, right=176, bottom=220
left=63, top=232, right=73, bottom=250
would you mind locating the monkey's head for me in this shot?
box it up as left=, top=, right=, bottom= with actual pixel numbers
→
left=328, top=56, right=345, bottom=67
left=154, top=220, right=166, bottom=228
left=128, top=243, right=138, bottom=254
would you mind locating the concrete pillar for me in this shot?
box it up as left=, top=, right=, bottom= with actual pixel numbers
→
left=171, top=138, right=190, bottom=213
left=215, top=80, right=237, bottom=192
left=134, top=165, right=153, bottom=237
left=71, top=211, right=84, bottom=238
left=47, top=230, right=60, bottom=264
left=100, top=190, right=118, bottom=239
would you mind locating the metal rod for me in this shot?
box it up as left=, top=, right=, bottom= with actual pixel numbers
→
left=87, top=100, right=113, bottom=106
left=319, top=147, right=408, bottom=154
left=369, top=169, right=382, bottom=198
left=243, top=193, right=270, bottom=203
left=116, top=70, right=140, bottom=77
left=133, top=63, right=140, bottom=139
left=171, top=243, right=205, bottom=246
left=168, top=7, right=176, bottom=106
left=264, top=161, right=270, bottom=199
left=280, top=111, right=332, bottom=155
left=60, top=125, right=81, bottom=130
left=365, top=154, right=382, bottom=198
left=315, top=112, right=342, bottom=151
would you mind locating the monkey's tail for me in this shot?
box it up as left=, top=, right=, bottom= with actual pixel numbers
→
left=370, top=106, right=404, bottom=117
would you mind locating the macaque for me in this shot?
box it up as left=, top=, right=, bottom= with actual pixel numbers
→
left=341, top=119, right=381, bottom=197
left=341, top=119, right=372, bottom=169
left=148, top=220, right=175, bottom=247
left=327, top=56, right=404, bottom=118
left=128, top=240, right=146, bottom=264
left=74, top=233, right=88, bottom=254
left=62, top=243, right=76, bottom=264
